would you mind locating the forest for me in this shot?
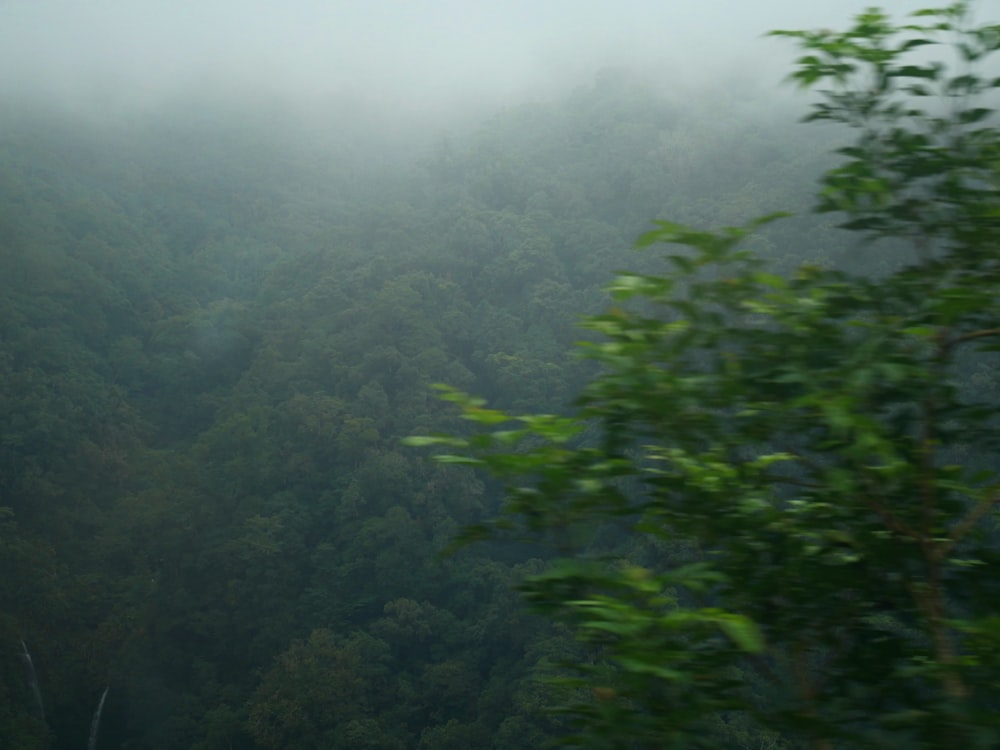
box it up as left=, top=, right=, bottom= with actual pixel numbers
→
left=3, top=2, right=1000, bottom=749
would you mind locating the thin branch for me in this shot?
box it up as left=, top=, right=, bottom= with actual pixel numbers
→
left=935, top=486, right=1000, bottom=561
left=941, top=326, right=1000, bottom=355
left=908, top=578, right=969, bottom=700
left=919, top=395, right=935, bottom=536
left=864, top=492, right=922, bottom=541
left=955, top=327, right=1000, bottom=345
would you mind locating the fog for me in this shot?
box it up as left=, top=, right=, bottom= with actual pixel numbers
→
left=0, top=0, right=950, bottom=128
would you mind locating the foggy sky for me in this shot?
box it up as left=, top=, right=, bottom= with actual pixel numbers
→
left=0, top=0, right=960, bottom=122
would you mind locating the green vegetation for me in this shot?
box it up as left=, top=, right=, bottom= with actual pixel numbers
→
left=2, top=3, right=998, bottom=749
left=415, top=3, right=1000, bottom=748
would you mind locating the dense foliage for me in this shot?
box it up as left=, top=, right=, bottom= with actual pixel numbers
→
left=4, top=5, right=987, bottom=749
left=416, top=4, right=1000, bottom=749
left=0, top=64, right=841, bottom=749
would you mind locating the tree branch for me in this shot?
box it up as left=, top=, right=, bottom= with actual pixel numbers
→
left=935, top=486, right=1000, bottom=561
left=941, top=326, right=1000, bottom=355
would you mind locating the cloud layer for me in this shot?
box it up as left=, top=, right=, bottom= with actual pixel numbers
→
left=0, top=0, right=945, bottom=118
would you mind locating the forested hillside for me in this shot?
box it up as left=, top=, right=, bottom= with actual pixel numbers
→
left=417, top=3, right=1000, bottom=748
left=2, top=68, right=860, bottom=749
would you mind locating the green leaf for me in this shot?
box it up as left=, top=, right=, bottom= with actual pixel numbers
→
left=713, top=613, right=766, bottom=654
left=958, top=107, right=993, bottom=124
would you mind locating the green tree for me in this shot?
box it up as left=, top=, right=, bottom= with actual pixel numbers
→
left=411, top=3, right=1000, bottom=748
left=245, top=629, right=396, bottom=749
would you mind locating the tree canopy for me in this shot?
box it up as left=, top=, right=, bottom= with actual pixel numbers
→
left=412, top=3, right=1000, bottom=748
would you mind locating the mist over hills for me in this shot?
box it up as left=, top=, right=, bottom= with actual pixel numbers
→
left=0, top=0, right=932, bottom=124
left=1, top=2, right=988, bottom=748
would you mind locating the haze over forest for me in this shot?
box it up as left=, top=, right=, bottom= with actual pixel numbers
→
left=1, top=0, right=936, bottom=123
left=2, top=1, right=998, bottom=749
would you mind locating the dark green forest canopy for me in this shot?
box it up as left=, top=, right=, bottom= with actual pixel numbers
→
left=0, top=16, right=963, bottom=748
left=416, top=3, right=1000, bottom=749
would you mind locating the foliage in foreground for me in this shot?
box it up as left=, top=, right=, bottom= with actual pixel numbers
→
left=410, top=4, right=1000, bottom=748
left=0, top=57, right=841, bottom=748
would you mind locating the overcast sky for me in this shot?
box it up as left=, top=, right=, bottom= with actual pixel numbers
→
left=0, top=1, right=985, bottom=119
